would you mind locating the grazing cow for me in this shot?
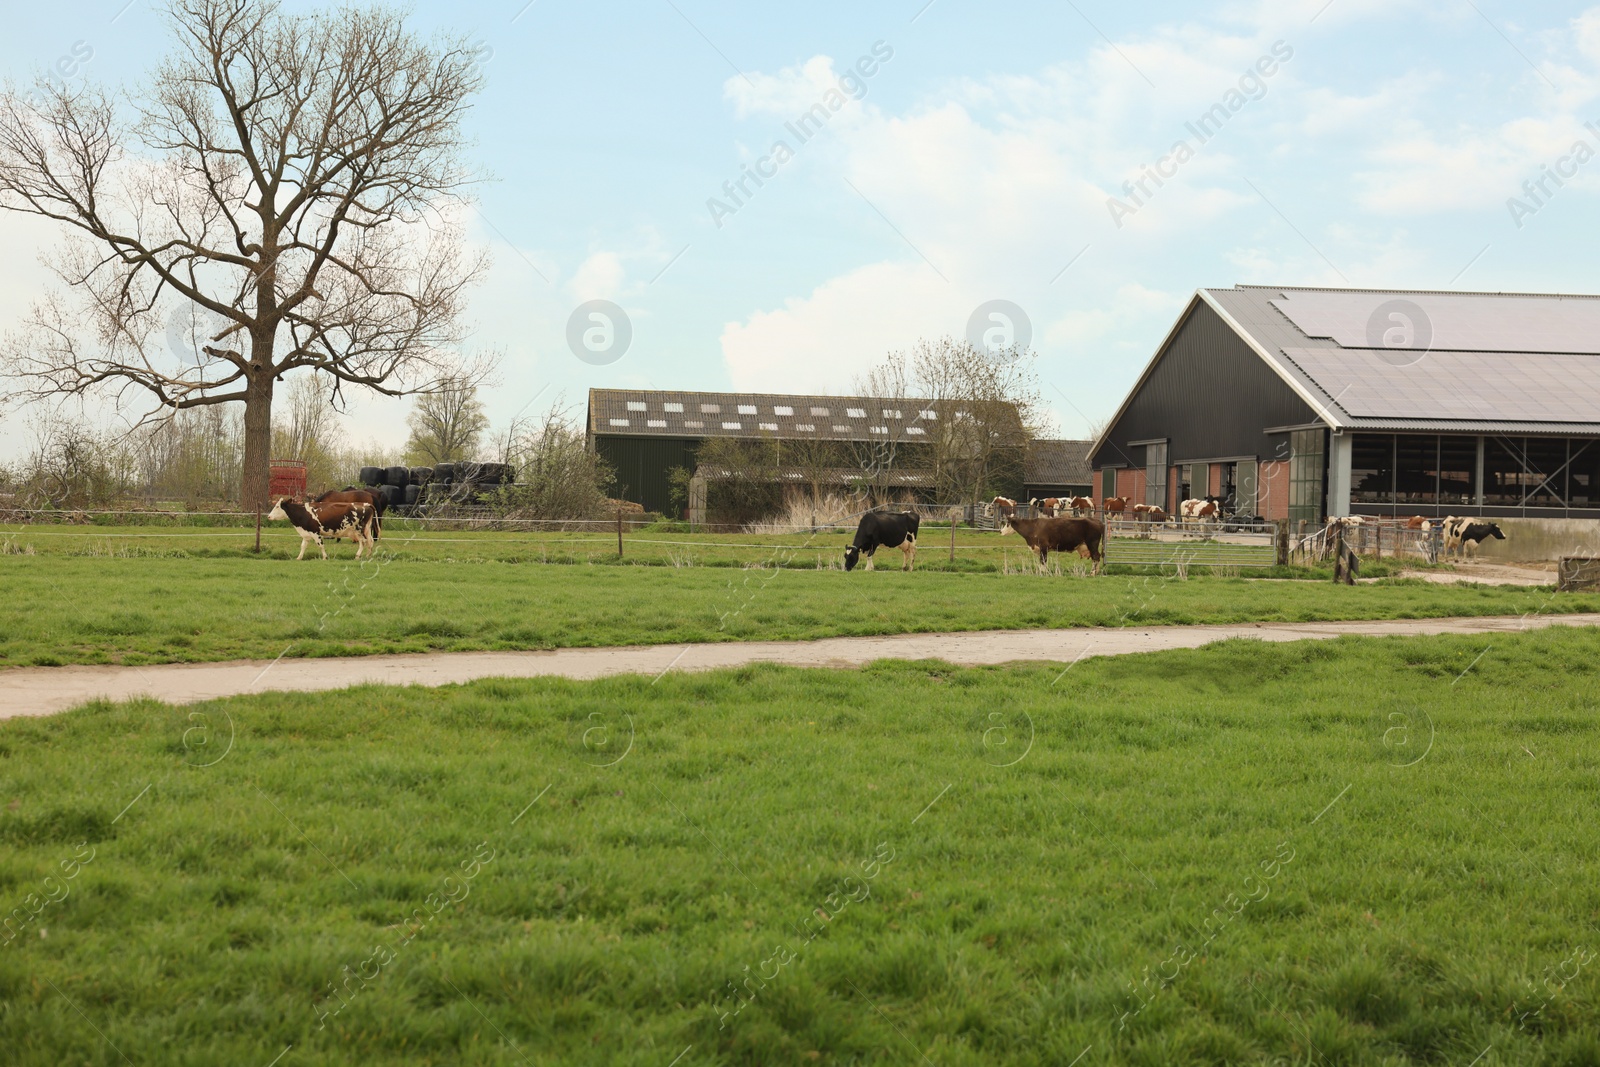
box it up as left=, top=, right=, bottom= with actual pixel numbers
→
left=313, top=486, right=386, bottom=540
left=1441, top=516, right=1505, bottom=560
left=1066, top=496, right=1096, bottom=516
left=1131, top=503, right=1167, bottom=523
left=844, top=512, right=920, bottom=572
left=268, top=498, right=378, bottom=560
left=1102, top=496, right=1128, bottom=516
left=1000, top=515, right=1105, bottom=574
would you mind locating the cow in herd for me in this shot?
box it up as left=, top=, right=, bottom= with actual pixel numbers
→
left=313, top=487, right=386, bottom=540
left=844, top=512, right=920, bottom=572
left=268, top=498, right=379, bottom=560
left=1000, top=514, right=1105, bottom=573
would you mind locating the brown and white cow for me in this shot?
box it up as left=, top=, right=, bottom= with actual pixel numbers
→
left=991, top=496, right=1018, bottom=520
left=269, top=498, right=378, bottom=560
left=1101, top=496, right=1128, bottom=516
left=1179, top=498, right=1221, bottom=526
left=1000, top=515, right=1105, bottom=574
left=1131, top=503, right=1167, bottom=523
left=1067, top=496, right=1095, bottom=516
left=313, top=487, right=386, bottom=540
left=1404, top=515, right=1432, bottom=530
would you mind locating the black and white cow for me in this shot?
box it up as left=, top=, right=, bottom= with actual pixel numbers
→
left=268, top=498, right=378, bottom=560
left=844, top=512, right=920, bottom=572
left=1441, top=516, right=1506, bottom=560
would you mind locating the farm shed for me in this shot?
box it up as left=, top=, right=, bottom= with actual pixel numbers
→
left=1024, top=439, right=1094, bottom=501
left=587, top=388, right=1023, bottom=514
left=1089, top=286, right=1600, bottom=523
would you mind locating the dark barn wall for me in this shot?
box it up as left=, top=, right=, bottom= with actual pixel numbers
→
left=594, top=436, right=700, bottom=514
left=1092, top=300, right=1319, bottom=469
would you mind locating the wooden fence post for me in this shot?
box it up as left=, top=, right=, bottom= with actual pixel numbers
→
left=617, top=509, right=623, bottom=557
left=1275, top=520, right=1288, bottom=566
left=949, top=510, right=957, bottom=563
left=254, top=505, right=262, bottom=554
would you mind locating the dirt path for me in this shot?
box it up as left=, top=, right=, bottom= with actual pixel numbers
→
left=5, top=613, right=1597, bottom=720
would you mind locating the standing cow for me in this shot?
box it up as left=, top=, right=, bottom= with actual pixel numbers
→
left=844, top=512, right=920, bottom=572
left=269, top=498, right=378, bottom=560
left=1000, top=515, right=1105, bottom=574
left=313, top=487, right=386, bottom=540
left=1441, top=516, right=1506, bottom=560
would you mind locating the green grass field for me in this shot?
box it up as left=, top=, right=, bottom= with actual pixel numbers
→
left=2, top=629, right=1598, bottom=1065
left=0, top=523, right=1592, bottom=668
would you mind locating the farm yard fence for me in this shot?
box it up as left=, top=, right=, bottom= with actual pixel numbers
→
left=1101, top=520, right=1278, bottom=570
left=1292, top=520, right=1444, bottom=565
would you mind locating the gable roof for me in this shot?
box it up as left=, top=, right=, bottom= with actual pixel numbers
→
left=588, top=388, right=1021, bottom=444
left=1091, top=285, right=1600, bottom=461
left=1024, top=439, right=1094, bottom=486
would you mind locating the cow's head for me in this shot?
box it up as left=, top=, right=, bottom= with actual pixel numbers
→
left=267, top=499, right=289, bottom=521
left=843, top=545, right=861, bottom=571
left=998, top=519, right=1014, bottom=536
left=1484, top=523, right=1506, bottom=541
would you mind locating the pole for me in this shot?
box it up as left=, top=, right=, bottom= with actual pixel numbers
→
left=254, top=505, right=261, bottom=553
left=949, top=510, right=956, bottom=563
left=617, top=509, right=624, bottom=557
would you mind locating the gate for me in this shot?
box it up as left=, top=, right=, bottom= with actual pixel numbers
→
left=1101, top=519, right=1278, bottom=569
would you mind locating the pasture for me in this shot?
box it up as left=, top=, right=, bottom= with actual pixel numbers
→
left=0, top=523, right=1595, bottom=666
left=2, top=629, right=1598, bottom=1065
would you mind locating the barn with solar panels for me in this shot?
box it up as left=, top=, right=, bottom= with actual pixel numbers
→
left=1088, top=286, right=1600, bottom=524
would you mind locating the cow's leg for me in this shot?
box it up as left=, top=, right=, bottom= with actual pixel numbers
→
left=317, top=536, right=328, bottom=560
left=865, top=551, right=875, bottom=572
left=295, top=533, right=310, bottom=561
left=901, top=538, right=916, bottom=572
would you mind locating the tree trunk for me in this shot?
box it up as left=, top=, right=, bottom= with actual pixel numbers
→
left=240, top=372, right=275, bottom=510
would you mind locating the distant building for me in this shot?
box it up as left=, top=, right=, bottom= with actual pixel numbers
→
left=1024, top=439, right=1094, bottom=501
left=1090, top=286, right=1600, bottom=521
left=586, top=388, right=1024, bottom=515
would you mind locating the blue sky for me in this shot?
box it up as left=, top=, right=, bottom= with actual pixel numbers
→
left=4, top=0, right=1600, bottom=453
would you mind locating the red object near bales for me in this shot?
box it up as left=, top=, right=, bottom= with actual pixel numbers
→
left=268, top=460, right=307, bottom=500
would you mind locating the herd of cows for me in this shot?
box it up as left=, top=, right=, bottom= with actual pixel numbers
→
left=264, top=484, right=1506, bottom=571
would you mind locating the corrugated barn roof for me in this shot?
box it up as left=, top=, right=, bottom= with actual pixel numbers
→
left=1024, top=439, right=1094, bottom=486
left=588, top=388, right=1018, bottom=443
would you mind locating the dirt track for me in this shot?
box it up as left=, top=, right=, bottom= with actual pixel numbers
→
left=4, top=612, right=1597, bottom=720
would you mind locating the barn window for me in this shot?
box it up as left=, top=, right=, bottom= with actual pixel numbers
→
left=832, top=425, right=851, bottom=433
left=626, top=401, right=646, bottom=412
left=759, top=422, right=778, bottom=431
left=773, top=405, right=793, bottom=416
left=663, top=402, right=684, bottom=413
left=738, top=405, right=757, bottom=415
left=722, top=421, right=741, bottom=430
left=906, top=426, right=926, bottom=435
left=870, top=426, right=888, bottom=435
left=701, top=404, right=720, bottom=413
left=810, top=407, right=830, bottom=416
left=608, top=419, right=629, bottom=427
left=920, top=409, right=937, bottom=420
left=882, top=409, right=901, bottom=419
left=796, top=424, right=816, bottom=432
left=1144, top=441, right=1167, bottom=508
left=646, top=419, right=667, bottom=428
left=684, top=420, right=704, bottom=429
left=846, top=407, right=866, bottom=418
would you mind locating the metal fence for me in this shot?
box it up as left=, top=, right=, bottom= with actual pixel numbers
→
left=1102, top=520, right=1279, bottom=569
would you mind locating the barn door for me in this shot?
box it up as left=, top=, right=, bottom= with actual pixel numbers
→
left=1235, top=458, right=1258, bottom=516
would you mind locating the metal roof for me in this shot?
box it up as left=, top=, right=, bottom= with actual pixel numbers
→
left=588, top=388, right=1017, bottom=443
left=1024, top=439, right=1094, bottom=486
left=1203, top=286, right=1600, bottom=433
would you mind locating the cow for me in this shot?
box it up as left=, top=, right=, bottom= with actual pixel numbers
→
left=1000, top=515, right=1105, bottom=574
left=313, top=486, right=386, bottom=540
left=1102, top=496, right=1128, bottom=516
left=268, top=498, right=378, bottom=560
left=1441, top=516, right=1505, bottom=560
left=1131, top=503, right=1167, bottom=523
left=1067, top=496, right=1096, bottom=516
left=1030, top=497, right=1063, bottom=517
left=844, top=512, right=920, bottom=572
left=1404, top=515, right=1431, bottom=530
left=1179, top=498, right=1222, bottom=527
left=991, top=496, right=1017, bottom=515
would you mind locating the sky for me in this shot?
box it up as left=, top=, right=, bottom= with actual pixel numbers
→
left=4, top=0, right=1600, bottom=458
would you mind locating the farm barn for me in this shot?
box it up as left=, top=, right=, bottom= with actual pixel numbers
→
left=1022, top=439, right=1095, bottom=502
left=586, top=388, right=1024, bottom=516
left=1090, top=286, right=1600, bottom=524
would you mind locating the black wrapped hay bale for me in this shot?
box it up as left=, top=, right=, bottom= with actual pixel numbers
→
left=404, top=484, right=421, bottom=506
left=432, top=462, right=455, bottom=483
left=380, top=483, right=406, bottom=508
left=384, top=465, right=409, bottom=487
left=359, top=466, right=383, bottom=486
left=409, top=466, right=433, bottom=485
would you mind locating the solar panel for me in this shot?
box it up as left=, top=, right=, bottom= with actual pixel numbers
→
left=1281, top=347, right=1600, bottom=420
left=1270, top=291, right=1600, bottom=354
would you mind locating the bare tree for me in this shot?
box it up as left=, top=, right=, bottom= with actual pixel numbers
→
left=489, top=402, right=613, bottom=519
left=0, top=0, right=491, bottom=507
left=404, top=375, right=487, bottom=465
